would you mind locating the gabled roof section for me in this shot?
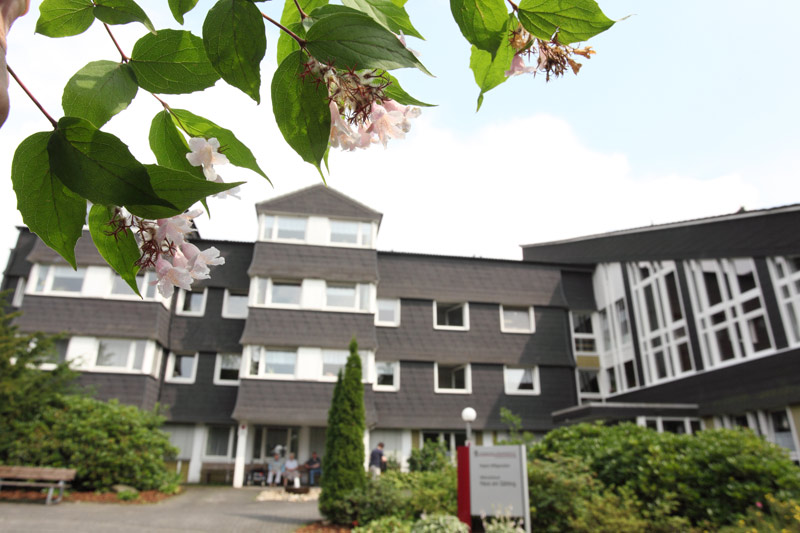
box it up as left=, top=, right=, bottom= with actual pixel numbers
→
left=522, top=204, right=800, bottom=265
left=255, top=184, right=383, bottom=224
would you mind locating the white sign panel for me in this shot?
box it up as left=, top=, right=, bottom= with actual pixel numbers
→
left=469, top=445, right=530, bottom=532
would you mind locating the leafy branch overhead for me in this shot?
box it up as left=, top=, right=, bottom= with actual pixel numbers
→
left=11, top=0, right=619, bottom=297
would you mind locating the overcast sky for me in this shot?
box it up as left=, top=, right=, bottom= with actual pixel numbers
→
left=1, top=0, right=799, bottom=272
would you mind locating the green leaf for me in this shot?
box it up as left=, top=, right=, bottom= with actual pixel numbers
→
left=169, top=108, right=268, bottom=181
left=341, top=0, right=423, bottom=40
left=277, top=0, right=328, bottom=64
left=36, top=0, right=94, bottom=37
left=449, top=0, right=508, bottom=55
left=126, top=165, right=244, bottom=219
left=11, top=132, right=85, bottom=269
left=382, top=72, right=434, bottom=107
left=272, top=51, right=331, bottom=172
left=168, top=0, right=199, bottom=24
left=149, top=111, right=204, bottom=179
left=62, top=61, right=139, bottom=128
left=202, top=0, right=266, bottom=103
left=93, top=0, right=155, bottom=34
left=47, top=117, right=174, bottom=211
left=518, top=0, right=614, bottom=44
left=469, top=16, right=514, bottom=110
left=88, top=205, right=141, bottom=296
left=305, top=12, right=432, bottom=75
left=129, top=29, right=220, bottom=94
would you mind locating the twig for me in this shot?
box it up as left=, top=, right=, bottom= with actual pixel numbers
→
left=507, top=0, right=519, bottom=11
left=7, top=65, right=58, bottom=129
left=262, top=12, right=306, bottom=47
left=103, top=23, right=130, bottom=63
left=293, top=0, right=308, bottom=20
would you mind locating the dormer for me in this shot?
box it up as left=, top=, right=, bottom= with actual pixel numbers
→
left=255, top=185, right=382, bottom=249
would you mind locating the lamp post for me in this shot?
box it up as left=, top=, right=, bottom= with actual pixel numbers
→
left=461, top=407, right=477, bottom=445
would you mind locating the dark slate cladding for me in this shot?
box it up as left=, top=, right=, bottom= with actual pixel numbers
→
left=255, top=184, right=382, bottom=222
left=77, top=373, right=160, bottom=410
left=377, top=252, right=568, bottom=307
left=191, top=240, right=253, bottom=292
left=27, top=231, right=106, bottom=266
left=4, top=228, right=36, bottom=277
left=240, top=308, right=378, bottom=350
left=611, top=348, right=800, bottom=416
left=169, top=288, right=245, bottom=353
left=232, top=379, right=378, bottom=426
left=376, top=301, right=571, bottom=366
left=15, top=295, right=171, bottom=344
left=553, top=403, right=699, bottom=425
left=372, top=362, right=575, bottom=432
left=560, top=270, right=596, bottom=310
left=522, top=205, right=800, bottom=264
left=160, top=352, right=239, bottom=424
left=248, top=242, right=378, bottom=282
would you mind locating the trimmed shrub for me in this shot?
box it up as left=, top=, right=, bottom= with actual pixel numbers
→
left=408, top=440, right=450, bottom=472
left=410, top=514, right=468, bottom=533
left=319, top=337, right=367, bottom=523
left=718, top=494, right=800, bottom=532
left=3, top=395, right=177, bottom=491
left=353, top=515, right=413, bottom=533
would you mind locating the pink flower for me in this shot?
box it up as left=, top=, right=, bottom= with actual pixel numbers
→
left=186, top=137, right=229, bottom=181
left=755, top=501, right=763, bottom=509
left=181, top=243, right=225, bottom=280
left=155, top=209, right=202, bottom=249
left=155, top=257, right=192, bottom=298
left=211, top=175, right=241, bottom=200
left=329, top=102, right=371, bottom=151
left=505, top=54, right=536, bottom=78
left=365, top=101, right=420, bottom=148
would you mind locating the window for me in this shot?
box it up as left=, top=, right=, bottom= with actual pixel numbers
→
left=685, top=258, right=773, bottom=368
left=434, top=363, right=471, bottom=393
left=639, top=417, right=703, bottom=435
left=769, top=256, right=800, bottom=347
left=330, top=220, right=373, bottom=247
left=262, top=215, right=307, bottom=241
left=12, top=277, right=25, bottom=307
left=177, top=289, right=207, bottom=316
left=770, top=410, right=797, bottom=453
left=110, top=271, right=158, bottom=299
left=42, top=338, right=70, bottom=365
left=205, top=425, right=236, bottom=458
left=374, top=361, right=399, bottom=391
left=578, top=369, right=600, bottom=394
left=434, top=302, right=469, bottom=330
left=504, top=366, right=539, bottom=395
left=95, top=338, right=147, bottom=371
left=30, top=264, right=86, bottom=295
left=322, top=350, right=348, bottom=378
left=326, top=283, right=371, bottom=311
left=222, top=290, right=249, bottom=318
left=500, top=306, right=534, bottom=333
left=265, top=349, right=297, bottom=377
left=214, top=353, right=241, bottom=385
left=271, top=280, right=302, bottom=306
left=571, top=312, right=597, bottom=353
left=376, top=298, right=401, bottom=326
left=167, top=352, right=198, bottom=383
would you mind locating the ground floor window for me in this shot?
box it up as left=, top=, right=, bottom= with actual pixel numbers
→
left=638, top=416, right=703, bottom=435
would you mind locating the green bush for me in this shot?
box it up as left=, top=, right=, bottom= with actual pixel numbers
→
left=482, top=512, right=525, bottom=533
left=352, top=515, right=413, bottom=533
left=117, top=490, right=139, bottom=501
left=718, top=494, right=800, bottom=532
left=3, top=395, right=177, bottom=491
left=408, top=440, right=450, bottom=472
left=410, top=514, right=468, bottom=533
left=531, top=422, right=800, bottom=528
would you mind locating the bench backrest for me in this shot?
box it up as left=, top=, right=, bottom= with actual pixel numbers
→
left=0, top=466, right=77, bottom=481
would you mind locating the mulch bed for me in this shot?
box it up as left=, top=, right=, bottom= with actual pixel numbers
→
left=0, top=488, right=174, bottom=504
left=296, top=523, right=353, bottom=532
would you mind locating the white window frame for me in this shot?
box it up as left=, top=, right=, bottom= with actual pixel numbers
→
left=12, top=277, right=26, bottom=307
left=571, top=311, right=599, bottom=355
left=267, top=279, right=303, bottom=308
left=373, top=361, right=400, bottom=391
left=768, top=256, right=800, bottom=347
left=28, top=264, right=87, bottom=296
left=247, top=347, right=298, bottom=380
left=433, top=301, right=470, bottom=331
left=500, top=305, right=535, bottom=334
left=213, top=353, right=242, bottom=386
left=576, top=368, right=601, bottom=398
left=260, top=214, right=308, bottom=242
left=434, top=363, right=472, bottom=394
left=325, top=282, right=371, bottom=312
left=166, top=352, right=199, bottom=384
left=176, top=288, right=208, bottom=317
left=203, top=425, right=236, bottom=460
left=637, top=416, right=704, bottom=435
left=92, top=338, right=151, bottom=373
left=328, top=219, right=373, bottom=248
left=109, top=270, right=159, bottom=300
left=376, top=298, right=401, bottom=327
left=222, top=289, right=249, bottom=319
left=503, top=365, right=540, bottom=395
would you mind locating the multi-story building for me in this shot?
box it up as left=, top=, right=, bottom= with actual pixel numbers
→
left=3, top=185, right=799, bottom=485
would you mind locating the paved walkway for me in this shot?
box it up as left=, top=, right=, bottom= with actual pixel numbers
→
left=0, top=486, right=322, bottom=532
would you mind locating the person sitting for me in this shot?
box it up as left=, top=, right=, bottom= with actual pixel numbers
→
left=305, top=451, right=322, bottom=486
left=283, top=452, right=300, bottom=488
left=266, top=452, right=283, bottom=487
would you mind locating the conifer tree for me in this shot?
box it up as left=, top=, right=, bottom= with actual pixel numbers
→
left=319, top=337, right=366, bottom=522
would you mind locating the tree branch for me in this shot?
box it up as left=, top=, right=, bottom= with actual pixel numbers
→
left=103, top=23, right=130, bottom=63
left=262, top=12, right=306, bottom=47
left=7, top=65, right=58, bottom=129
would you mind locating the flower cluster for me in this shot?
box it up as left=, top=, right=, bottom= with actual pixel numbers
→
left=505, top=25, right=596, bottom=80
left=302, top=58, right=422, bottom=150
left=107, top=208, right=224, bottom=299
left=186, top=136, right=240, bottom=199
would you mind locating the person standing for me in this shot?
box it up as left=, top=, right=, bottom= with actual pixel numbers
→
left=369, top=442, right=386, bottom=478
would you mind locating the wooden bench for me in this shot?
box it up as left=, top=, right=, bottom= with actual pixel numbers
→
left=0, top=466, right=77, bottom=504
